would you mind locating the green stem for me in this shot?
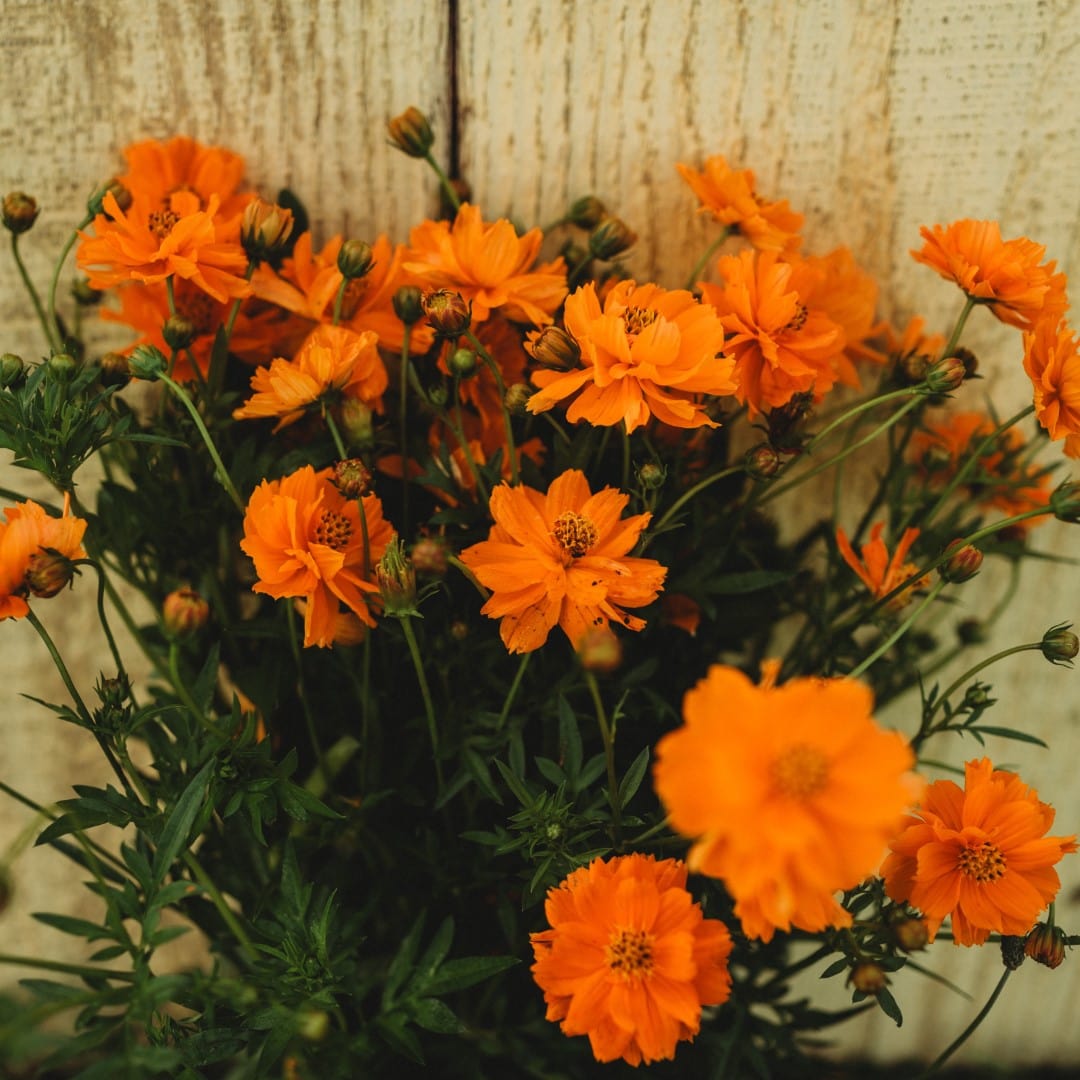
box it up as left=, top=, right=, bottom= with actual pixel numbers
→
left=286, top=602, right=327, bottom=778
left=400, top=618, right=443, bottom=791
left=941, top=294, right=977, bottom=362
left=444, top=393, right=489, bottom=502
left=0, top=952, right=135, bottom=982
left=332, top=276, right=348, bottom=326
left=497, top=652, right=531, bottom=730
left=648, top=465, right=743, bottom=539
left=585, top=671, right=621, bottom=848
left=181, top=851, right=257, bottom=963
left=11, top=233, right=57, bottom=350
left=848, top=578, right=946, bottom=680
left=47, top=216, right=92, bottom=350
left=620, top=423, right=631, bottom=492
left=79, top=559, right=130, bottom=692
left=448, top=554, right=490, bottom=599
left=916, top=968, right=1011, bottom=1079
left=922, top=643, right=1043, bottom=726
left=627, top=816, right=671, bottom=846
left=806, top=384, right=927, bottom=456
left=684, top=226, right=730, bottom=290
left=323, top=403, right=349, bottom=459
left=211, top=262, right=257, bottom=397
left=399, top=324, right=414, bottom=539
left=467, top=329, right=518, bottom=484
left=425, top=151, right=461, bottom=211
left=168, top=642, right=227, bottom=739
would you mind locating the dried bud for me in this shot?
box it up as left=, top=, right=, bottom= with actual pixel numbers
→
left=956, top=618, right=986, bottom=646
left=1041, top=623, right=1079, bottom=666
left=589, top=216, right=637, bottom=260
left=2, top=191, right=39, bottom=234
left=98, top=351, right=131, bottom=387
left=528, top=326, right=581, bottom=370
left=0, top=353, right=24, bottom=388
left=240, top=198, right=294, bottom=263
left=504, top=382, right=532, bottom=414
left=387, top=106, right=435, bottom=158
left=337, top=239, right=375, bottom=280
left=766, top=392, right=814, bottom=451
left=953, top=346, right=978, bottom=379
left=128, top=344, right=167, bottom=381
left=449, top=347, right=477, bottom=378
left=1001, top=934, right=1027, bottom=970
left=1024, top=922, right=1068, bottom=969
left=938, top=539, right=983, bottom=583
left=848, top=962, right=887, bottom=995
left=449, top=619, right=469, bottom=641
left=47, top=352, right=78, bottom=380
left=744, top=443, right=782, bottom=480
left=899, top=350, right=933, bottom=385
left=393, top=284, right=424, bottom=326
left=163, top=587, right=210, bottom=639
left=925, top=355, right=967, bottom=394
left=567, top=195, right=608, bottom=229
left=162, top=314, right=197, bottom=352
left=893, top=917, right=930, bottom=953
left=1050, top=480, right=1080, bottom=524
left=339, top=399, right=374, bottom=450
left=331, top=458, right=372, bottom=498
left=87, top=178, right=132, bottom=217
left=422, top=289, right=471, bottom=337
left=25, top=549, right=78, bottom=598
left=376, top=536, right=419, bottom=617
left=411, top=537, right=448, bottom=576
left=577, top=627, right=622, bottom=674
left=71, top=277, right=103, bottom=306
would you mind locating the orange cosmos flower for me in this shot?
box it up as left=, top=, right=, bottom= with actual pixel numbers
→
left=886, top=315, right=946, bottom=369
left=676, top=155, right=803, bottom=255
left=530, top=854, right=732, bottom=1067
left=653, top=666, right=918, bottom=942
left=526, top=280, right=736, bottom=432
left=836, top=523, right=927, bottom=610
left=458, top=469, right=666, bottom=653
left=77, top=190, right=251, bottom=304
left=0, top=498, right=87, bottom=620
left=240, top=465, right=394, bottom=648
left=699, top=249, right=844, bottom=416
left=911, top=220, right=1068, bottom=332
left=404, top=203, right=567, bottom=326
left=1023, top=317, right=1080, bottom=458
left=882, top=758, right=1077, bottom=946
left=233, top=324, right=386, bottom=431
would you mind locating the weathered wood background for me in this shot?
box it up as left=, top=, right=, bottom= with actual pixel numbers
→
left=1, top=0, right=1079, bottom=1068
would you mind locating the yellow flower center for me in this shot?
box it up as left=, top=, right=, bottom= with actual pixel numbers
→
left=313, top=509, right=353, bottom=550
left=148, top=208, right=180, bottom=241
left=552, top=511, right=598, bottom=558
left=605, top=927, right=654, bottom=981
left=957, top=841, right=1007, bottom=882
left=770, top=743, right=829, bottom=799
left=623, top=305, right=659, bottom=336
left=784, top=302, right=809, bottom=332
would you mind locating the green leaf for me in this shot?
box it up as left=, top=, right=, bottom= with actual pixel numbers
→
left=409, top=997, right=463, bottom=1034
left=151, top=759, right=214, bottom=886
left=494, top=758, right=534, bottom=808
left=819, top=957, right=849, bottom=980
left=415, top=917, right=454, bottom=982
left=383, top=912, right=426, bottom=1008
left=967, top=725, right=1048, bottom=748
left=32, top=912, right=115, bottom=942
left=704, top=569, right=795, bottom=595
left=375, top=1014, right=425, bottom=1064
left=423, top=955, right=518, bottom=997
left=557, top=697, right=583, bottom=782
left=618, top=747, right=650, bottom=809
left=876, top=986, right=904, bottom=1027
left=534, top=756, right=566, bottom=786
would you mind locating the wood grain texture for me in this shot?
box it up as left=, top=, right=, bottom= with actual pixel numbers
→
left=2, top=0, right=1080, bottom=1066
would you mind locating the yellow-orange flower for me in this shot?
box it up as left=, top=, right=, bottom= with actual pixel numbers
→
left=1023, top=317, right=1080, bottom=458
left=653, top=666, right=918, bottom=942
left=911, top=220, right=1068, bottom=332
left=882, top=758, right=1077, bottom=946
left=530, top=854, right=732, bottom=1067
left=676, top=155, right=803, bottom=255
left=835, top=523, right=926, bottom=610
left=458, top=469, right=666, bottom=653
left=0, top=498, right=87, bottom=620
left=699, top=249, right=844, bottom=416
left=526, top=280, right=736, bottom=432
left=240, top=465, right=393, bottom=648
left=233, top=324, right=386, bottom=430
left=404, top=203, right=567, bottom=325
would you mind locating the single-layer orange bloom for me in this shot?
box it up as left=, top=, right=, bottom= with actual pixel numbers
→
left=240, top=465, right=394, bottom=648
left=911, top=220, right=1068, bottom=332
left=653, top=666, right=919, bottom=942
left=527, top=280, right=736, bottom=432
left=78, top=190, right=251, bottom=304
left=530, top=854, right=732, bottom=1067
left=233, top=324, right=386, bottom=431
left=882, top=758, right=1077, bottom=946
left=676, top=155, right=803, bottom=255
left=836, top=523, right=926, bottom=610
left=699, top=249, right=844, bottom=416
left=1023, top=317, right=1080, bottom=458
left=0, top=498, right=87, bottom=620
left=404, top=203, right=567, bottom=325
left=886, top=315, right=946, bottom=368
left=458, top=469, right=666, bottom=653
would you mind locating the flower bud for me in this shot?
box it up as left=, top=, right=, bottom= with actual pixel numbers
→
left=337, top=239, right=375, bottom=280
left=449, top=347, right=477, bottom=378
left=449, top=619, right=468, bottom=641
left=577, top=627, right=622, bottom=674
left=1041, top=623, right=1079, bottom=666
left=588, top=216, right=637, bottom=260
left=387, top=106, right=435, bottom=158
left=411, top=537, right=447, bottom=576
left=163, top=587, right=210, bottom=638
left=95, top=672, right=131, bottom=711
left=962, top=683, right=992, bottom=709
left=925, top=355, right=967, bottom=394
left=744, top=443, right=782, bottom=480
left=636, top=461, right=666, bottom=491
left=0, top=353, right=24, bottom=388
left=87, top=178, right=132, bottom=218
left=848, top=962, right=887, bottom=995
left=98, top=351, right=131, bottom=387
left=899, top=350, right=932, bottom=385
left=893, top=917, right=930, bottom=952
left=297, top=1008, right=330, bottom=1042
left=1024, top=922, right=1068, bottom=969
left=504, top=382, right=532, bottom=415
left=956, top=618, right=986, bottom=646
left=331, top=458, right=372, bottom=498
left=376, top=536, right=419, bottom=617
left=128, top=344, right=167, bottom=381
left=953, top=346, right=978, bottom=379
left=938, top=539, right=982, bottom=583
left=25, top=549, right=78, bottom=598
left=919, top=445, right=952, bottom=474
left=528, top=326, right=581, bottom=370
left=1001, top=934, right=1027, bottom=970
left=393, top=284, right=424, bottom=326
left=240, top=198, right=294, bottom=264
left=47, top=353, right=78, bottom=380
left=1050, top=480, right=1080, bottom=523
left=339, top=399, right=374, bottom=450
left=71, top=277, right=103, bottom=306
left=162, top=314, right=197, bottom=352
left=567, top=195, right=608, bottom=229
left=422, top=290, right=471, bottom=337
left=2, top=191, right=39, bottom=234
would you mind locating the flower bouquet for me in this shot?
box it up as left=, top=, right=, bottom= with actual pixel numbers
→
left=0, top=107, right=1078, bottom=1077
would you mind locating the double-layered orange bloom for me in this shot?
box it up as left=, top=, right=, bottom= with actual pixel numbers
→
left=836, top=523, right=926, bottom=611
left=653, top=665, right=918, bottom=942
left=1023, top=317, right=1080, bottom=458
left=458, top=469, right=666, bottom=653
left=0, top=498, right=87, bottom=620
left=240, top=465, right=393, bottom=647
left=526, top=280, right=736, bottom=432
left=882, top=758, right=1077, bottom=946
left=530, top=854, right=732, bottom=1067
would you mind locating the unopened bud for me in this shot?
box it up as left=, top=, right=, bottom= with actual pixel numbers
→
left=962, top=683, right=992, bottom=709
left=411, top=537, right=447, bottom=575
left=899, top=350, right=932, bottom=385
left=25, top=549, right=77, bottom=598
left=331, top=458, right=372, bottom=498
left=449, top=347, right=477, bottom=378
left=449, top=619, right=468, bottom=641
left=528, top=326, right=580, bottom=370
left=0, top=353, right=24, bottom=388
left=128, top=344, right=167, bottom=381
left=637, top=461, right=666, bottom=491
left=387, top=106, right=434, bottom=158
left=1001, top=934, right=1027, bottom=970
left=337, top=239, right=375, bottom=280
left=95, top=673, right=131, bottom=711
left=240, top=198, right=294, bottom=264
left=422, top=290, right=471, bottom=337
left=567, top=195, right=608, bottom=229
left=589, top=216, right=637, bottom=260
left=98, top=351, right=131, bottom=387
left=71, top=277, right=103, bottom=306
left=376, top=536, right=419, bottom=617
left=848, top=962, right=887, bottom=995
left=163, top=587, right=210, bottom=638
left=87, top=178, right=132, bottom=218
left=1050, top=480, right=1080, bottom=523
left=1024, top=922, right=1068, bottom=969
left=504, top=382, right=532, bottom=414
left=47, top=353, right=77, bottom=380
left=925, top=355, right=967, bottom=394
left=1041, top=623, right=1079, bottom=666
left=162, top=314, right=197, bottom=352
left=2, top=191, right=39, bottom=234
left=744, top=443, right=782, bottom=480
left=339, top=399, right=375, bottom=450
left=939, top=539, right=982, bottom=583
left=893, top=918, right=930, bottom=952
left=577, top=627, right=622, bottom=674
left=392, top=284, right=424, bottom=326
